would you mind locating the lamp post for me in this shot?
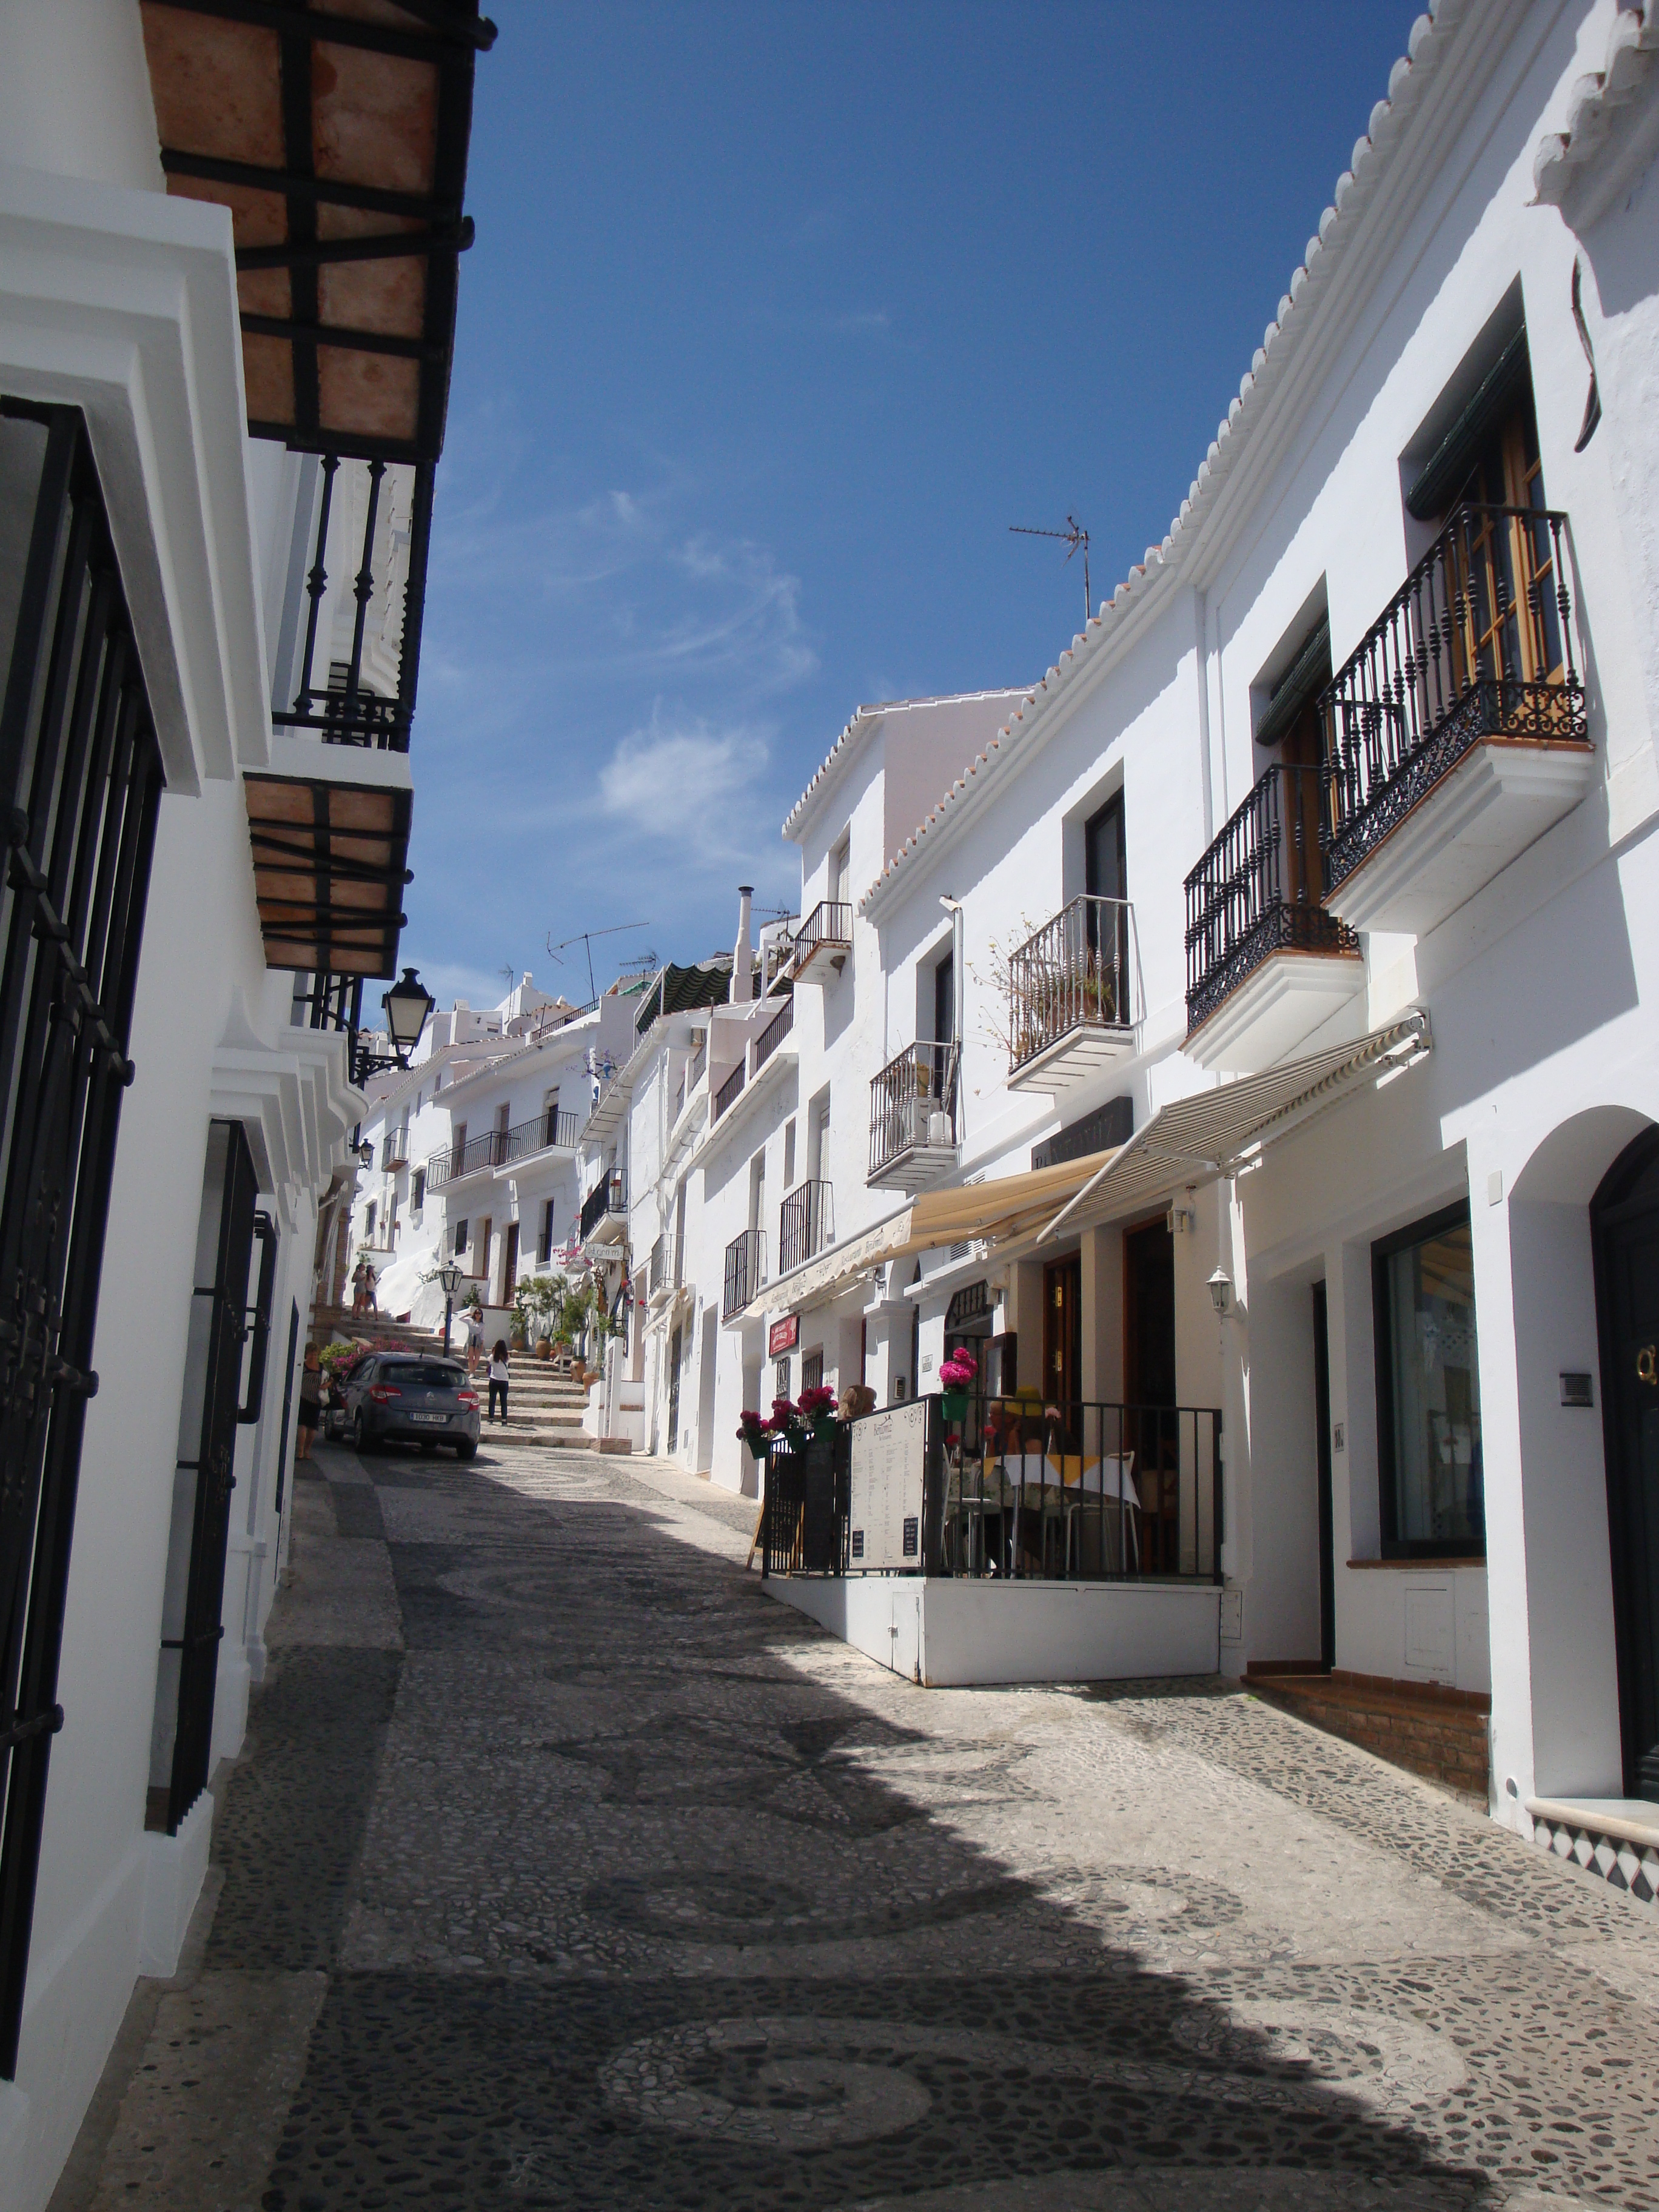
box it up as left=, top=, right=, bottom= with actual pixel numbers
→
left=348, top=966, right=436, bottom=1087
left=438, top=1259, right=463, bottom=1356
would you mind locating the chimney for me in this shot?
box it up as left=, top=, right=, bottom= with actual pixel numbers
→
left=730, top=885, right=754, bottom=1004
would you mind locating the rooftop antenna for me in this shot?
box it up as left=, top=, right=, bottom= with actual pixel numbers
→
left=546, top=920, right=650, bottom=1007
left=1010, top=514, right=1091, bottom=625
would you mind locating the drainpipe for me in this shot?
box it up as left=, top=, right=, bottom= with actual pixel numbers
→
left=939, top=894, right=965, bottom=1147
left=730, top=885, right=753, bottom=1005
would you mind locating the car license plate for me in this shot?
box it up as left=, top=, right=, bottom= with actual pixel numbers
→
left=411, top=1412, right=448, bottom=1423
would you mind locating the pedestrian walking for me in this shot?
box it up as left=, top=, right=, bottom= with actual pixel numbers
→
left=363, top=1262, right=378, bottom=1313
left=466, top=1301, right=484, bottom=1377
left=487, top=1339, right=510, bottom=1424
left=297, top=1344, right=323, bottom=1461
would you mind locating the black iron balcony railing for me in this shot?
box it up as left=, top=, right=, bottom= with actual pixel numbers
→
left=713, top=1057, right=746, bottom=1121
left=752, top=993, right=793, bottom=1073
left=779, top=1179, right=833, bottom=1274
left=1008, top=894, right=1133, bottom=1074
left=379, top=1134, right=409, bottom=1171
left=1320, top=501, right=1586, bottom=896
left=426, top=1107, right=581, bottom=1188
left=1184, top=763, right=1357, bottom=1037
left=760, top=1395, right=1222, bottom=1583
left=868, top=1040, right=959, bottom=1180
left=580, top=1170, right=626, bottom=1242
left=723, top=1227, right=766, bottom=1318
left=272, top=453, right=434, bottom=753
left=793, top=900, right=853, bottom=971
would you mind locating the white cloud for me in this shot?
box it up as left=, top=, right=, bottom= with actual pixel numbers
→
left=597, top=717, right=771, bottom=848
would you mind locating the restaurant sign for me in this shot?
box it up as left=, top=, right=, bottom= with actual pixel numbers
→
left=768, top=1314, right=800, bottom=1358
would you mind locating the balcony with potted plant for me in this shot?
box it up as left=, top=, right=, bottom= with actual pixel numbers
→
left=1007, top=895, right=1138, bottom=1093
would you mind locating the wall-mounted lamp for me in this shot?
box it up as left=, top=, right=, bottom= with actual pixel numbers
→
left=1207, top=1267, right=1233, bottom=1317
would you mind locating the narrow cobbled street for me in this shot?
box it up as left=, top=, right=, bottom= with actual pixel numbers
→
left=56, top=1438, right=1659, bottom=2212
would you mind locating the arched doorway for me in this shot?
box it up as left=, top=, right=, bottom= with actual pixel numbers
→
left=1592, top=1127, right=1659, bottom=1800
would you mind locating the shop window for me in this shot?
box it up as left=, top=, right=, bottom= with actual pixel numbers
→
left=1373, top=1203, right=1484, bottom=1557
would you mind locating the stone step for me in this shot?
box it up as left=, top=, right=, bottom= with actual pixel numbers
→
left=1248, top=1670, right=1490, bottom=1805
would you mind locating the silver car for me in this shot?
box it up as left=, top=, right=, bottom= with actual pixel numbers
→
left=344, top=1353, right=481, bottom=1459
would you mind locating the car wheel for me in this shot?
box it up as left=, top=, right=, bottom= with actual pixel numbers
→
left=352, top=1410, right=374, bottom=1455
left=455, top=1439, right=477, bottom=1461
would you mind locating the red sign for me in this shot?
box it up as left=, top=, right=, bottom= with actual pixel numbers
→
left=768, top=1314, right=799, bottom=1358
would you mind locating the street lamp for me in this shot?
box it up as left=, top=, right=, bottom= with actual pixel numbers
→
left=1207, top=1266, right=1233, bottom=1316
left=383, top=967, right=435, bottom=1063
left=438, top=1258, right=464, bottom=1355
left=355, top=1139, right=375, bottom=1168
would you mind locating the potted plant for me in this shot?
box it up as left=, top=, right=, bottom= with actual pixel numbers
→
left=736, top=1409, right=770, bottom=1461
left=797, top=1382, right=837, bottom=1439
left=939, top=1347, right=978, bottom=1423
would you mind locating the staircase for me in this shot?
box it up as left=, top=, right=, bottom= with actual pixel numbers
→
left=479, top=1358, right=598, bottom=1450
left=312, top=1306, right=444, bottom=1354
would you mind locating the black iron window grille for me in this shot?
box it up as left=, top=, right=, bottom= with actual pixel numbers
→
left=779, top=1180, right=833, bottom=1275
left=723, top=1228, right=766, bottom=1319
left=1184, top=763, right=1358, bottom=1037
left=0, top=401, right=166, bottom=2079
left=149, top=1121, right=261, bottom=1842
left=1319, top=503, right=1586, bottom=896
left=713, top=1057, right=746, bottom=1120
left=868, top=1040, right=959, bottom=1180
left=1008, top=895, right=1133, bottom=1073
left=273, top=454, right=435, bottom=754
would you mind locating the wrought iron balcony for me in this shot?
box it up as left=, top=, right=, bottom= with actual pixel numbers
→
left=792, top=900, right=852, bottom=982
left=580, top=1170, right=626, bottom=1243
left=502, top=1107, right=580, bottom=1163
left=779, top=1179, right=833, bottom=1275
left=868, top=1041, right=960, bottom=1189
left=1319, top=502, right=1589, bottom=932
left=1007, top=895, right=1136, bottom=1091
left=379, top=1134, right=409, bottom=1171
left=1184, top=763, right=1360, bottom=1062
left=712, top=1058, right=746, bottom=1121
left=723, top=1227, right=766, bottom=1319
left=752, top=993, right=793, bottom=1073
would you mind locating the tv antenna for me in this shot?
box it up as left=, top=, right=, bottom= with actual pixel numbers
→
left=1010, top=514, right=1091, bottom=624
left=546, top=920, right=651, bottom=1007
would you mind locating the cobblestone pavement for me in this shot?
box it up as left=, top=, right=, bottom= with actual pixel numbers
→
left=59, top=1436, right=1659, bottom=2212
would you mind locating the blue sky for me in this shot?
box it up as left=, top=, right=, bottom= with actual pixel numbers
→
left=407, top=1, right=1411, bottom=1010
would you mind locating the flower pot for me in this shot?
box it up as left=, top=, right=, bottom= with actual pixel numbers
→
left=940, top=1387, right=969, bottom=1421
left=535, top=1336, right=551, bottom=1359
left=745, top=1436, right=769, bottom=1461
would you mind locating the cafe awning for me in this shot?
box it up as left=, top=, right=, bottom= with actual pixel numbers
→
left=140, top=0, right=492, bottom=463
left=244, top=773, right=411, bottom=976
left=1040, top=1013, right=1432, bottom=1242
left=736, top=1150, right=1125, bottom=1324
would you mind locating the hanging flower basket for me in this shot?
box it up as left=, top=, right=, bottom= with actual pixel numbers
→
left=736, top=1410, right=771, bottom=1461
left=940, top=1387, right=970, bottom=1422
left=939, top=1347, right=978, bottom=1425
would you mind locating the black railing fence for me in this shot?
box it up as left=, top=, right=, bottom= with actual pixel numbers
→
left=793, top=900, right=852, bottom=969
left=723, top=1227, right=765, bottom=1318
left=1008, top=894, right=1133, bottom=1072
left=752, top=992, right=793, bottom=1072
left=579, top=1170, right=625, bottom=1241
left=762, top=1395, right=1222, bottom=1583
left=868, top=1039, right=959, bottom=1179
left=1319, top=501, right=1586, bottom=893
left=272, top=452, right=434, bottom=752
left=426, top=1108, right=580, bottom=1188
left=1184, top=763, right=1356, bottom=1036
left=779, top=1178, right=833, bottom=1273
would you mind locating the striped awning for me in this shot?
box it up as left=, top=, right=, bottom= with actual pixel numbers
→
left=1040, top=1013, right=1432, bottom=1242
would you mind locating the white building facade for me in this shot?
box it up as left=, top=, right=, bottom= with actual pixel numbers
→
left=598, top=0, right=1659, bottom=1882
left=0, top=5, right=488, bottom=2205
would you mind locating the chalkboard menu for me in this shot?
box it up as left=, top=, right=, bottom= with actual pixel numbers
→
left=848, top=1401, right=928, bottom=1572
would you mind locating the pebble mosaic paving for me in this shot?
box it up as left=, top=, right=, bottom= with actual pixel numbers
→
left=66, top=1440, right=1659, bottom=2211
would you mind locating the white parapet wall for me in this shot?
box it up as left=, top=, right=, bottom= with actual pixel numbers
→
left=764, top=1575, right=1221, bottom=1687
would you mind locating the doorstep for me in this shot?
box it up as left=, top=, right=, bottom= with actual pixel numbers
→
left=1247, top=1669, right=1489, bottom=1805
left=1526, top=1797, right=1659, bottom=1906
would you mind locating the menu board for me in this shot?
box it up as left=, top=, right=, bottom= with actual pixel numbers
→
left=848, top=1400, right=928, bottom=1572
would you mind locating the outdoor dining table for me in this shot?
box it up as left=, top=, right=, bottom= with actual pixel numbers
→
left=999, top=1449, right=1141, bottom=1576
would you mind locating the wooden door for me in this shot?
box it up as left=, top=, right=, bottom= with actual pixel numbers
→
left=1594, top=1132, right=1659, bottom=1798
left=1043, top=1256, right=1081, bottom=1409
left=1123, top=1217, right=1177, bottom=1569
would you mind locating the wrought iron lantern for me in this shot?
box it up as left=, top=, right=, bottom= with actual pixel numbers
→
left=438, top=1258, right=464, bottom=1355
left=383, top=968, right=436, bottom=1060
left=1207, top=1266, right=1233, bottom=1316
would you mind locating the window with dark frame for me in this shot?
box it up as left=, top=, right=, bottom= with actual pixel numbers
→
left=1373, top=1201, right=1484, bottom=1557
left=453, top=1218, right=468, bottom=1256
left=802, top=1350, right=824, bottom=1393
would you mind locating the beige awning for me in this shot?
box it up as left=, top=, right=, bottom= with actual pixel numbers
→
left=1040, top=1013, right=1432, bottom=1243
left=736, top=1148, right=1125, bottom=1324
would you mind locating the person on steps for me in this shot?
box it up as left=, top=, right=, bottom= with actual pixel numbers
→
left=297, top=1343, right=323, bottom=1461
left=488, top=1338, right=509, bottom=1424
